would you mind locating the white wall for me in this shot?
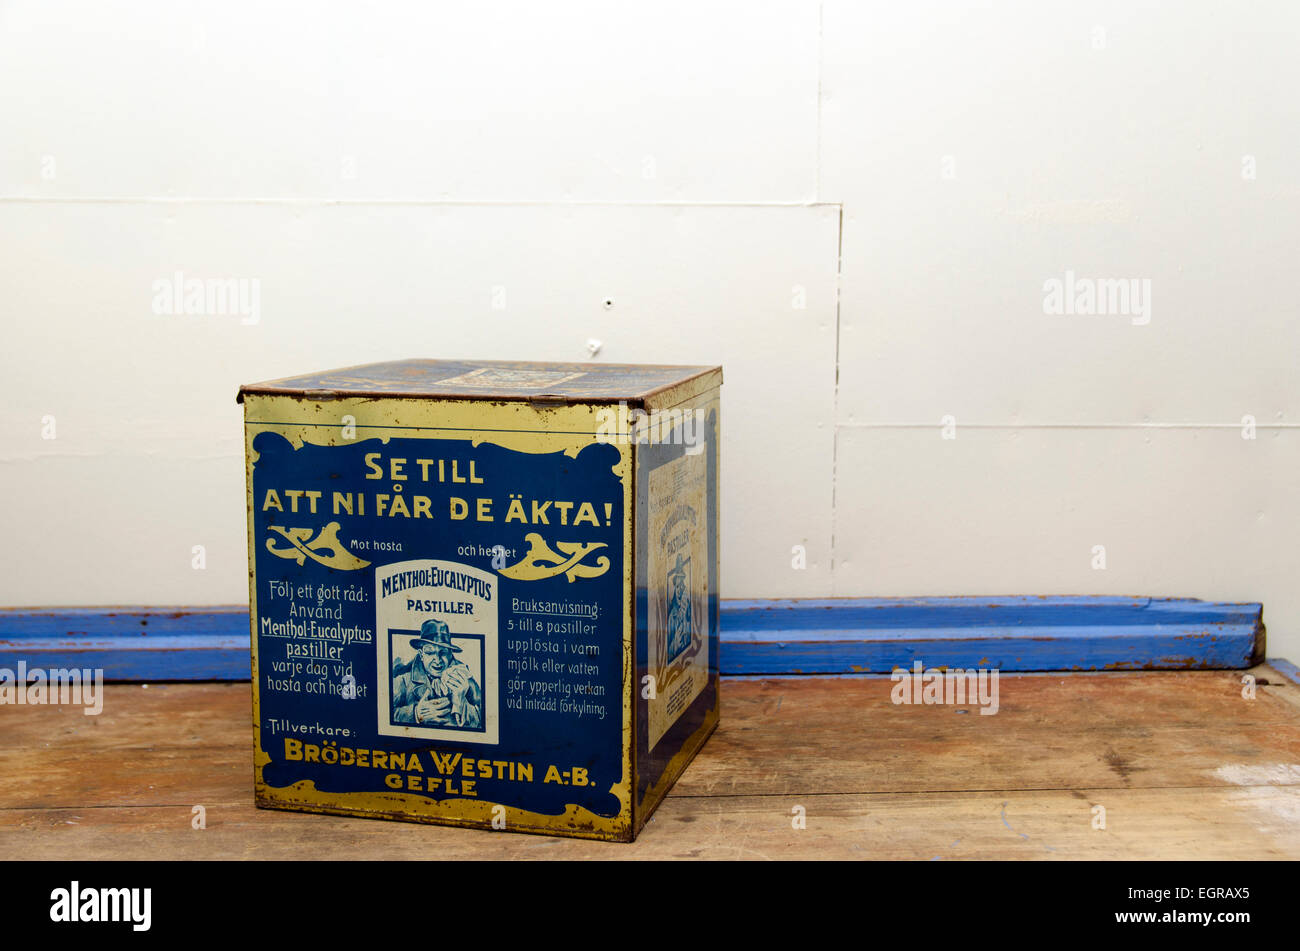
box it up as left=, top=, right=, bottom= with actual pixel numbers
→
left=3, top=2, right=1297, bottom=656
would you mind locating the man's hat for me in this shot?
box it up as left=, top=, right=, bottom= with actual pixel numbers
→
left=410, top=618, right=461, bottom=653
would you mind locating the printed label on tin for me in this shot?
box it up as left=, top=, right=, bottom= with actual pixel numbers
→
left=375, top=560, right=500, bottom=744
left=647, top=449, right=709, bottom=751
left=249, top=427, right=626, bottom=828
left=435, top=367, right=587, bottom=389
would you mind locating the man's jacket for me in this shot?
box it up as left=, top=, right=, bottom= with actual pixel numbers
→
left=392, top=658, right=483, bottom=728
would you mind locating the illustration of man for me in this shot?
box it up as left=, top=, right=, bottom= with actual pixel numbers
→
left=392, top=619, right=483, bottom=728
left=666, top=553, right=692, bottom=661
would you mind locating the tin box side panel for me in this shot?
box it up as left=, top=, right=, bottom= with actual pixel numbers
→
left=640, top=366, right=723, bottom=416
left=244, top=394, right=634, bottom=840
left=633, top=387, right=721, bottom=833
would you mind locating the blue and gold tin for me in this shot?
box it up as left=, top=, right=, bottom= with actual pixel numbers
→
left=238, top=360, right=721, bottom=840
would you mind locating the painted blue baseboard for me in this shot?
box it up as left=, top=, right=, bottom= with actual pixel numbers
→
left=0, top=608, right=250, bottom=681
left=0, top=596, right=1264, bottom=681
left=1267, top=658, right=1300, bottom=685
left=722, top=596, right=1264, bottom=674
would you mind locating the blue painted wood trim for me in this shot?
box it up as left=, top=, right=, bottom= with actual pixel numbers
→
left=0, top=608, right=250, bottom=681
left=1266, top=658, right=1300, bottom=685
left=722, top=596, right=1264, bottom=674
left=0, top=596, right=1263, bottom=681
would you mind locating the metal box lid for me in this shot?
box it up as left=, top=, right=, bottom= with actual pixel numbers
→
left=238, top=359, right=722, bottom=407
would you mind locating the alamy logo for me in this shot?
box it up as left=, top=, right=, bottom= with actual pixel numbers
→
left=1042, top=270, right=1151, bottom=325
left=890, top=661, right=1000, bottom=715
left=595, top=401, right=705, bottom=455
left=50, top=881, right=151, bottom=931
left=151, top=270, right=260, bottom=325
left=0, top=663, right=103, bottom=715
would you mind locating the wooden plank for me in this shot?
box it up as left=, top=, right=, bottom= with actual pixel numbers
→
left=3, top=671, right=1300, bottom=858
left=0, top=596, right=1264, bottom=680
left=5, top=786, right=1297, bottom=860
left=4, top=674, right=1300, bottom=807
left=675, top=668, right=1300, bottom=797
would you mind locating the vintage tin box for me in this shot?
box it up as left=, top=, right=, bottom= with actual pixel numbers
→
left=238, top=359, right=721, bottom=841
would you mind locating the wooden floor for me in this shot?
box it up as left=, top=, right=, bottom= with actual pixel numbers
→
left=5, top=666, right=1300, bottom=859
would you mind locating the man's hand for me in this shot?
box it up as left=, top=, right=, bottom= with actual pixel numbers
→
left=415, top=696, right=450, bottom=723
left=442, top=666, right=470, bottom=704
